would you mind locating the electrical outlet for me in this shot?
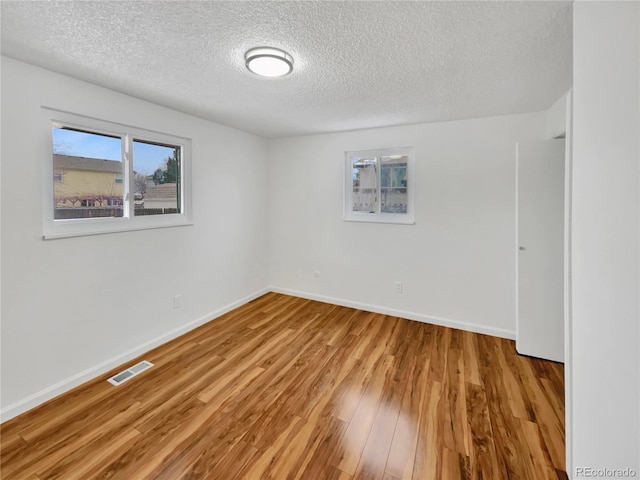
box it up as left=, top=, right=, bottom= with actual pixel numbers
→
left=395, top=281, right=403, bottom=293
left=173, top=294, right=182, bottom=309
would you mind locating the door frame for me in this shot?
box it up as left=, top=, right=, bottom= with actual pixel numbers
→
left=563, top=90, right=573, bottom=477
left=514, top=90, right=573, bottom=475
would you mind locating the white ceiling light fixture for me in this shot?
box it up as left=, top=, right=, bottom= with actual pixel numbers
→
left=245, top=47, right=293, bottom=77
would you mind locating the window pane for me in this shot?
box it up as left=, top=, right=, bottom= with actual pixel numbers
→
left=133, top=139, right=181, bottom=216
left=52, top=127, right=123, bottom=220
left=352, top=156, right=378, bottom=213
left=380, top=155, right=408, bottom=214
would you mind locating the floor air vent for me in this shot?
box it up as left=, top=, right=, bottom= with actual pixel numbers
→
left=108, top=360, right=153, bottom=386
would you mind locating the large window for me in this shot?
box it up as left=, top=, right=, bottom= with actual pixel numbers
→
left=344, top=146, right=415, bottom=224
left=44, top=109, right=192, bottom=239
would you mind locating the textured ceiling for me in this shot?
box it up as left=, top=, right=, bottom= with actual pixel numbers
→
left=1, top=1, right=572, bottom=138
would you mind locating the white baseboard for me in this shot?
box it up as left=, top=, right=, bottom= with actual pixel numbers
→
left=0, top=287, right=270, bottom=423
left=270, top=286, right=516, bottom=341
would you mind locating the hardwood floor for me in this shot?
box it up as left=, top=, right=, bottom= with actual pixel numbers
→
left=0, top=293, right=566, bottom=479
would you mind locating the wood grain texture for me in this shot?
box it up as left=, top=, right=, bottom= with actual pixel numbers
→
left=0, top=293, right=565, bottom=479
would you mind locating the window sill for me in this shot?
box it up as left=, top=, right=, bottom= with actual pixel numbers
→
left=343, top=214, right=415, bottom=225
left=43, top=216, right=193, bottom=240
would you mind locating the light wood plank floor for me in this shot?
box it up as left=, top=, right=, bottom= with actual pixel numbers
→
left=1, top=293, right=566, bottom=479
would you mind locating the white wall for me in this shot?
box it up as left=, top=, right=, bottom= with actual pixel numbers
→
left=546, top=92, right=568, bottom=139
left=269, top=113, right=546, bottom=337
left=0, top=57, right=270, bottom=419
left=572, top=1, right=640, bottom=477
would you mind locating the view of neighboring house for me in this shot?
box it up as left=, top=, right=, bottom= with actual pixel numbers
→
left=352, top=156, right=408, bottom=213
left=143, top=182, right=179, bottom=210
left=53, top=154, right=178, bottom=216
left=53, top=154, right=123, bottom=208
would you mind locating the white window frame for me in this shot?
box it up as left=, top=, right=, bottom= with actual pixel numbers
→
left=344, top=146, right=415, bottom=224
left=43, top=108, right=193, bottom=239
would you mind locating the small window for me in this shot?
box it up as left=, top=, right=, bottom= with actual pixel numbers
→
left=44, top=109, right=192, bottom=239
left=344, top=147, right=415, bottom=224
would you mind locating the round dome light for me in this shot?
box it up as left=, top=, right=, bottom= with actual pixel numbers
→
left=245, top=47, right=293, bottom=77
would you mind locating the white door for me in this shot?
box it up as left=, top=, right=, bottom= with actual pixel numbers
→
left=516, top=139, right=565, bottom=362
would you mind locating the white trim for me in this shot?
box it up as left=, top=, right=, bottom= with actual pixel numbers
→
left=343, top=212, right=416, bottom=225
left=515, top=142, right=521, bottom=347
left=0, top=287, right=270, bottom=423
left=42, top=220, right=194, bottom=240
left=563, top=89, right=574, bottom=477
left=270, top=286, right=516, bottom=340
